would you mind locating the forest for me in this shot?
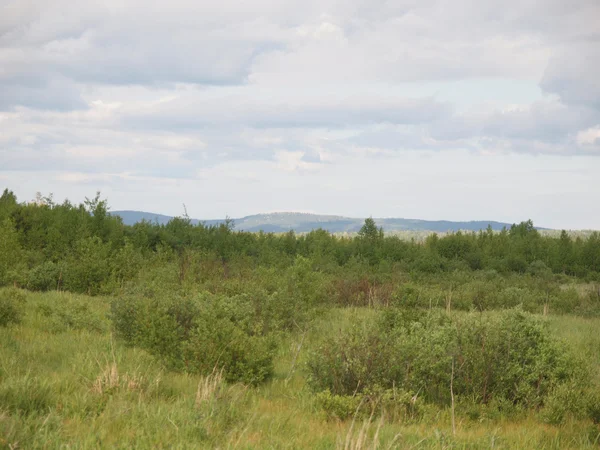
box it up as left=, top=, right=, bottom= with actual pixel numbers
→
left=1, top=188, right=600, bottom=449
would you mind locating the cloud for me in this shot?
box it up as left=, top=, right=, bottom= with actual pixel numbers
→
left=540, top=43, right=600, bottom=110
left=0, top=76, right=86, bottom=111
left=119, top=90, right=452, bottom=129
left=2, top=0, right=597, bottom=108
left=427, top=100, right=600, bottom=154
left=1, top=0, right=290, bottom=110
left=1, top=0, right=599, bottom=228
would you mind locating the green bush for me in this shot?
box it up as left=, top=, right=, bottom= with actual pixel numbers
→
left=62, top=237, right=112, bottom=295
left=315, top=390, right=362, bottom=420
left=0, top=287, right=24, bottom=327
left=308, top=309, right=585, bottom=409
left=541, top=382, right=589, bottom=425
left=111, top=293, right=276, bottom=384
left=506, top=256, right=528, bottom=274
left=184, top=319, right=275, bottom=385
left=36, top=294, right=107, bottom=333
left=315, top=386, right=424, bottom=422
left=27, top=261, right=63, bottom=291
left=111, top=294, right=198, bottom=366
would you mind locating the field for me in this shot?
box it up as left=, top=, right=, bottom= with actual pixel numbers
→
left=1, top=191, right=600, bottom=448
left=1, top=288, right=599, bottom=449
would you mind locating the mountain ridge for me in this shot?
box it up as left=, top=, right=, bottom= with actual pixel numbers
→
left=111, top=210, right=539, bottom=233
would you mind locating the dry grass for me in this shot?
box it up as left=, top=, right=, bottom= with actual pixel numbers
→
left=91, top=361, right=148, bottom=395
left=337, top=400, right=402, bottom=450
left=92, top=362, right=120, bottom=394
left=195, top=368, right=224, bottom=407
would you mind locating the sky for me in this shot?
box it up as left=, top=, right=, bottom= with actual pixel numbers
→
left=1, top=0, right=599, bottom=229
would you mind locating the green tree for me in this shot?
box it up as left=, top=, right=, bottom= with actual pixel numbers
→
left=0, top=219, right=25, bottom=286
left=358, top=217, right=382, bottom=240
left=0, top=189, right=18, bottom=222
left=357, top=218, right=384, bottom=265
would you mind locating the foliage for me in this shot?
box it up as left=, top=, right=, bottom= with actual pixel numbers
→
left=111, top=293, right=276, bottom=384
left=315, top=390, right=363, bottom=420
left=0, top=287, right=25, bottom=327
left=1, top=290, right=600, bottom=448
left=27, top=261, right=63, bottom=291
left=35, top=293, right=108, bottom=333
left=1, top=188, right=600, bottom=447
left=0, top=218, right=26, bottom=286
left=308, top=309, right=585, bottom=410
left=1, top=190, right=599, bottom=299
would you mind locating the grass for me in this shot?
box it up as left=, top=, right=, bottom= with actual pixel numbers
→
left=1, top=290, right=599, bottom=449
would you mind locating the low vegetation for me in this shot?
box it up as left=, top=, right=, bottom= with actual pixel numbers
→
left=1, top=188, right=599, bottom=448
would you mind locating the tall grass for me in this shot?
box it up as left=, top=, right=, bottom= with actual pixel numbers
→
left=1, top=289, right=599, bottom=448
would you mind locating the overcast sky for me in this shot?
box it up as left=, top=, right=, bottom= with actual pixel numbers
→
left=1, top=0, right=599, bottom=229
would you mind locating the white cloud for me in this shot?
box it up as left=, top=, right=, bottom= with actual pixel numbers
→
left=577, top=125, right=600, bottom=148
left=1, top=0, right=599, bottom=228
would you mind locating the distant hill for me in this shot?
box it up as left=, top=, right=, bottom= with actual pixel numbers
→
left=111, top=210, right=531, bottom=233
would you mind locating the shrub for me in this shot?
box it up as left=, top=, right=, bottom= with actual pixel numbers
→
left=315, top=390, right=362, bottom=420
left=412, top=252, right=445, bottom=273
left=391, top=283, right=424, bottom=308
left=111, top=294, right=199, bottom=367
left=27, top=261, right=63, bottom=291
left=0, top=287, right=25, bottom=327
left=62, top=237, right=111, bottom=295
left=111, top=293, right=277, bottom=384
left=528, top=260, right=552, bottom=277
left=308, top=308, right=585, bottom=410
left=184, top=321, right=275, bottom=385
left=506, top=256, right=528, bottom=274
left=541, top=382, right=588, bottom=425
left=315, top=387, right=424, bottom=422
left=1, top=286, right=26, bottom=303
left=36, top=294, right=107, bottom=333
left=497, top=286, right=531, bottom=310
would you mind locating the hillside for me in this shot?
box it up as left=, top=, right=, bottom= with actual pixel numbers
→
left=111, top=210, right=523, bottom=233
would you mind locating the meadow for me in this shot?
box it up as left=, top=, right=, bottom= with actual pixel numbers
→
left=1, top=189, right=600, bottom=448
left=1, top=287, right=599, bottom=449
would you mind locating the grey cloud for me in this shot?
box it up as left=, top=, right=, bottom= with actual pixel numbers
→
left=0, top=76, right=86, bottom=111
left=1, top=1, right=291, bottom=109
left=540, top=43, right=600, bottom=110
left=0, top=0, right=598, bottom=160
left=120, top=94, right=452, bottom=130
left=480, top=104, right=598, bottom=142
left=300, top=150, right=322, bottom=163
left=342, top=101, right=600, bottom=155
left=428, top=100, right=600, bottom=150
left=2, top=0, right=597, bottom=106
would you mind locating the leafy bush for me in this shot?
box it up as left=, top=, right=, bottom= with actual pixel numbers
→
left=315, top=390, right=362, bottom=420
left=308, top=309, right=585, bottom=410
left=27, top=261, right=63, bottom=291
left=0, top=218, right=26, bottom=287
left=0, top=287, right=25, bottom=327
left=315, top=386, right=425, bottom=422
left=412, top=251, right=445, bottom=273
left=111, top=294, right=198, bottom=366
left=36, top=294, right=108, bottom=333
left=184, top=319, right=275, bottom=385
left=541, top=382, right=588, bottom=425
left=111, top=293, right=276, bottom=384
left=62, top=237, right=112, bottom=295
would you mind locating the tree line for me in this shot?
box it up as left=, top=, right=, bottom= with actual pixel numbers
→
left=1, top=188, right=599, bottom=293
